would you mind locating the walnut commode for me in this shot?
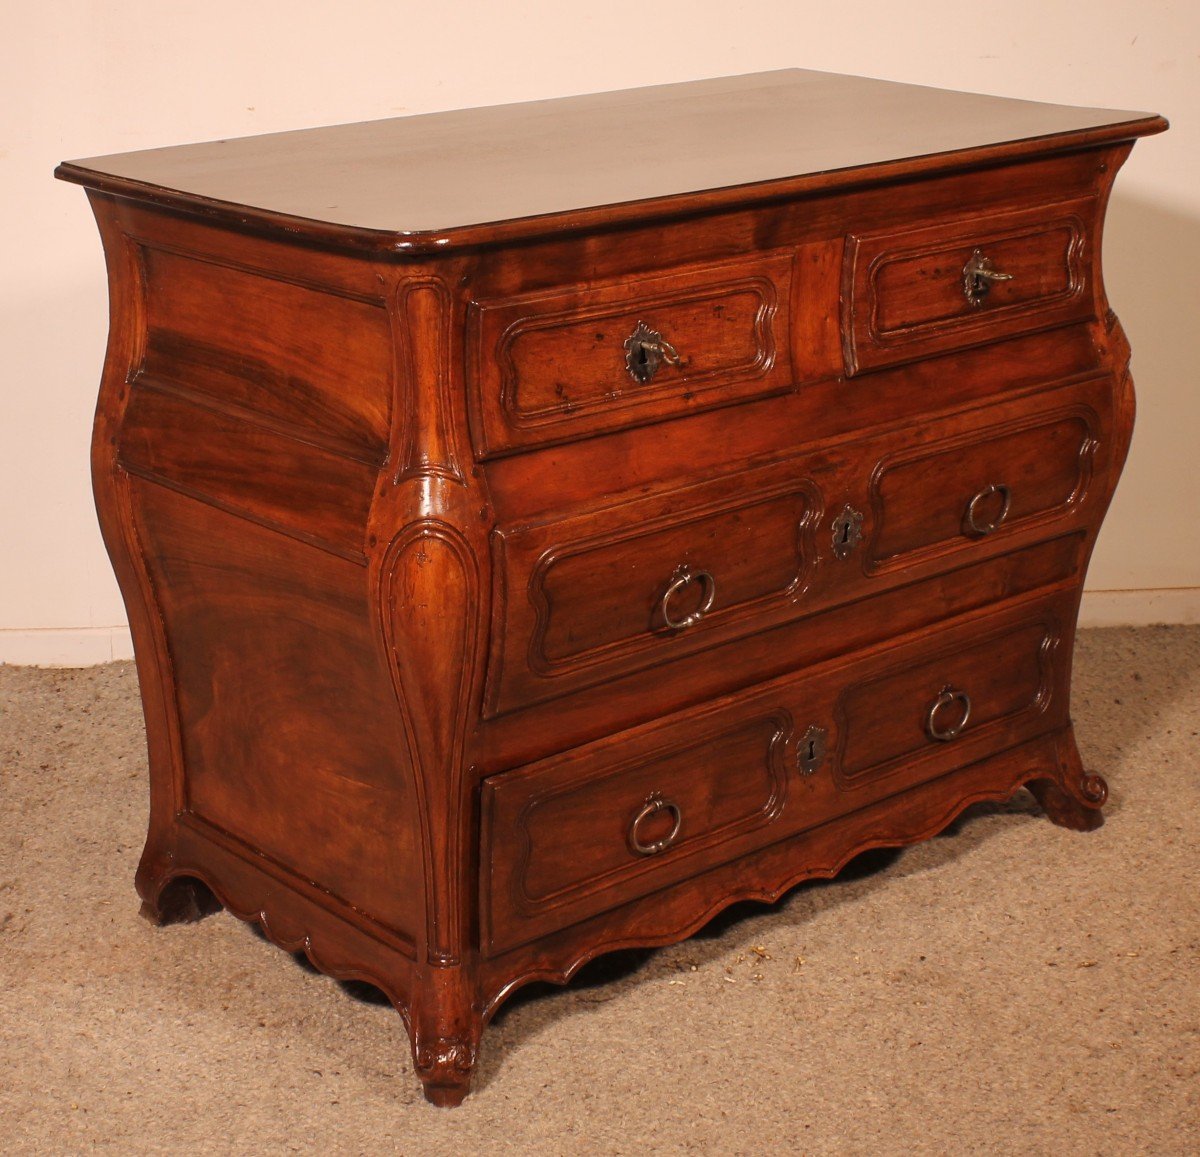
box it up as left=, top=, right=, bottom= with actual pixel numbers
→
left=57, top=71, right=1166, bottom=1105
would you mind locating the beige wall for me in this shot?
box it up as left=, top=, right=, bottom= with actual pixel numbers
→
left=3, top=1, right=1196, bottom=663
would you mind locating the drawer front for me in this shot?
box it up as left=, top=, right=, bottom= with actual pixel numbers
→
left=842, top=198, right=1094, bottom=374
left=481, top=709, right=790, bottom=955
left=486, top=460, right=818, bottom=717
left=835, top=619, right=1052, bottom=786
left=867, top=407, right=1096, bottom=571
left=468, top=252, right=795, bottom=455
left=485, top=377, right=1108, bottom=720
left=481, top=597, right=1066, bottom=956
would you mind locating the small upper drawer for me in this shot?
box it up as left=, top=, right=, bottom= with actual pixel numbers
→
left=467, top=252, right=795, bottom=455
left=842, top=199, right=1095, bottom=374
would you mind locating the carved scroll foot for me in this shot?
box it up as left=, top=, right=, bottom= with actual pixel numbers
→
left=412, top=1015, right=481, bottom=1107
left=413, top=1031, right=478, bottom=1107
left=409, top=968, right=482, bottom=1107
left=1028, top=729, right=1107, bottom=832
left=138, top=874, right=222, bottom=926
left=1028, top=776, right=1106, bottom=832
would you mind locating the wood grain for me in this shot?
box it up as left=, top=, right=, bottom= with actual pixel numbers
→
left=59, top=72, right=1161, bottom=1105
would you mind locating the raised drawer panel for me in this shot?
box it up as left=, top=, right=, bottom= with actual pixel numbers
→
left=842, top=199, right=1095, bottom=374
left=867, top=408, right=1096, bottom=571
left=468, top=252, right=795, bottom=455
left=481, top=709, right=789, bottom=954
left=836, top=619, right=1052, bottom=785
left=481, top=596, right=1066, bottom=957
left=486, top=461, right=817, bottom=716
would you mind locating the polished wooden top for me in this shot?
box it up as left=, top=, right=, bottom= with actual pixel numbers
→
left=56, top=69, right=1165, bottom=253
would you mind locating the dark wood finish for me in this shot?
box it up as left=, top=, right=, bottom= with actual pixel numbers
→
left=56, top=70, right=1164, bottom=250
left=57, top=71, right=1165, bottom=1107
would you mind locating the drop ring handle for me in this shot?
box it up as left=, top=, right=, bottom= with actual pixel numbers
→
left=964, top=483, right=1012, bottom=537
left=926, top=687, right=972, bottom=742
left=660, top=564, right=716, bottom=630
left=629, top=793, right=683, bottom=857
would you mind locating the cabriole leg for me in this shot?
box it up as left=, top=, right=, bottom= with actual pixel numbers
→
left=409, top=966, right=483, bottom=1107
left=138, top=872, right=222, bottom=926
left=1028, top=727, right=1108, bottom=832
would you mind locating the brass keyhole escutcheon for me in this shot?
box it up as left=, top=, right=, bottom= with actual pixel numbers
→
left=832, top=504, right=864, bottom=559
left=798, top=725, right=827, bottom=776
left=624, top=321, right=682, bottom=384
left=962, top=248, right=1014, bottom=306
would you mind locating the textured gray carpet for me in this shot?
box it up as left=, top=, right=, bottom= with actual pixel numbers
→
left=1, top=627, right=1198, bottom=1154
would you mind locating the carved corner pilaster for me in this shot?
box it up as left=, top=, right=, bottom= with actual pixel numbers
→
left=1102, top=308, right=1132, bottom=377
left=407, top=955, right=482, bottom=1106
left=1106, top=310, right=1137, bottom=473
left=369, top=269, right=492, bottom=971
left=393, top=277, right=467, bottom=485
left=365, top=269, right=494, bottom=1105
left=379, top=521, right=483, bottom=965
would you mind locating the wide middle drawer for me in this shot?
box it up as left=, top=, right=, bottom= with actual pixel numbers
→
left=484, top=376, right=1109, bottom=718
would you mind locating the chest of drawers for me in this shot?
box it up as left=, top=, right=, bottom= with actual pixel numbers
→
left=57, top=70, right=1166, bottom=1105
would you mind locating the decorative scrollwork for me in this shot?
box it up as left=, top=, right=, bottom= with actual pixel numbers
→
left=962, top=248, right=1014, bottom=306
left=414, top=1036, right=477, bottom=1077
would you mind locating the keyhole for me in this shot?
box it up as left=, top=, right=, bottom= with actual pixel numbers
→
left=831, top=505, right=863, bottom=559
left=798, top=725, right=826, bottom=775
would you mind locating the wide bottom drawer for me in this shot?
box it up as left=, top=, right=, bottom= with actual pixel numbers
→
left=479, top=592, right=1068, bottom=956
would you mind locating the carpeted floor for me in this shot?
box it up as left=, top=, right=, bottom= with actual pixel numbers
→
left=1, top=626, right=1197, bottom=1154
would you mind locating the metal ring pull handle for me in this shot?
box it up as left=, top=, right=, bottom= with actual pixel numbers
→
left=629, top=793, right=682, bottom=857
left=660, top=564, right=716, bottom=630
left=926, top=687, right=972, bottom=742
left=964, top=483, right=1012, bottom=537
left=962, top=249, right=1014, bottom=306
left=625, top=320, right=683, bottom=384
